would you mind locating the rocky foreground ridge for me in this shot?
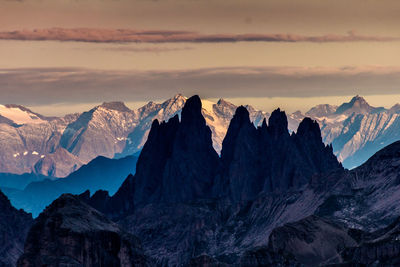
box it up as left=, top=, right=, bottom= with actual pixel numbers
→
left=17, top=194, right=150, bottom=267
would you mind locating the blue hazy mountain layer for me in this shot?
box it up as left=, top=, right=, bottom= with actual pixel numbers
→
left=4, top=154, right=138, bottom=217
left=0, top=172, right=49, bottom=190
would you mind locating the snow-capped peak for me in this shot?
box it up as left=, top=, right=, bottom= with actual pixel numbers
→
left=171, top=93, right=187, bottom=101
left=0, top=104, right=46, bottom=125
left=306, top=104, right=337, bottom=118
left=201, top=99, right=215, bottom=114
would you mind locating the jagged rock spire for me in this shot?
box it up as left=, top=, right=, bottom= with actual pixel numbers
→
left=296, top=117, right=322, bottom=142
left=268, top=108, right=289, bottom=138
left=181, top=95, right=203, bottom=123
left=111, top=95, right=219, bottom=211
left=91, top=100, right=342, bottom=214
left=219, top=106, right=342, bottom=200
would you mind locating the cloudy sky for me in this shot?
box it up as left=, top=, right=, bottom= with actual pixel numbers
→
left=1, top=0, right=400, bottom=115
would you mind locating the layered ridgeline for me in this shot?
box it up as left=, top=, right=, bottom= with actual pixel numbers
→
left=1, top=94, right=399, bottom=181
left=4, top=155, right=138, bottom=217
left=11, top=96, right=400, bottom=266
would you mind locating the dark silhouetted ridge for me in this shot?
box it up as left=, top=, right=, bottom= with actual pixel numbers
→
left=88, top=100, right=342, bottom=216
left=219, top=108, right=343, bottom=200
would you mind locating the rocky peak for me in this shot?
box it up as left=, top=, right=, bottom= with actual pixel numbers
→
left=216, top=98, right=237, bottom=110
left=0, top=104, right=49, bottom=125
left=306, top=104, right=337, bottom=118
left=220, top=106, right=255, bottom=166
left=243, top=104, right=256, bottom=113
left=157, top=94, right=186, bottom=118
left=4, top=104, right=53, bottom=120
left=389, top=103, right=400, bottom=114
left=171, top=93, right=186, bottom=101
left=138, top=100, right=158, bottom=112
left=267, top=108, right=289, bottom=138
left=181, top=95, right=203, bottom=124
left=219, top=106, right=260, bottom=200
left=296, top=117, right=322, bottom=142
left=335, top=95, right=382, bottom=115
left=230, top=106, right=251, bottom=126
left=99, top=101, right=131, bottom=112
left=293, top=117, right=342, bottom=176
left=292, top=110, right=303, bottom=117
left=127, top=115, right=180, bottom=206
left=219, top=106, right=342, bottom=200
left=108, top=96, right=219, bottom=212
left=163, top=94, right=186, bottom=108
left=213, top=98, right=237, bottom=118
left=217, top=98, right=229, bottom=106
left=59, top=109, right=95, bottom=153
left=136, top=95, right=185, bottom=120
left=348, top=95, right=368, bottom=106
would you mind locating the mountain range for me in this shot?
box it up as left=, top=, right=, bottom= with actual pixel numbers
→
left=2, top=95, right=400, bottom=265
left=1, top=94, right=399, bottom=182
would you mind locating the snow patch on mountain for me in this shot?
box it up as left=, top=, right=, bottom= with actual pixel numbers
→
left=0, top=105, right=45, bottom=125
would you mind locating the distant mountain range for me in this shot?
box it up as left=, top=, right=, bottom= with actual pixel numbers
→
left=4, top=95, right=400, bottom=266
left=2, top=95, right=400, bottom=265
left=0, top=94, right=399, bottom=179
